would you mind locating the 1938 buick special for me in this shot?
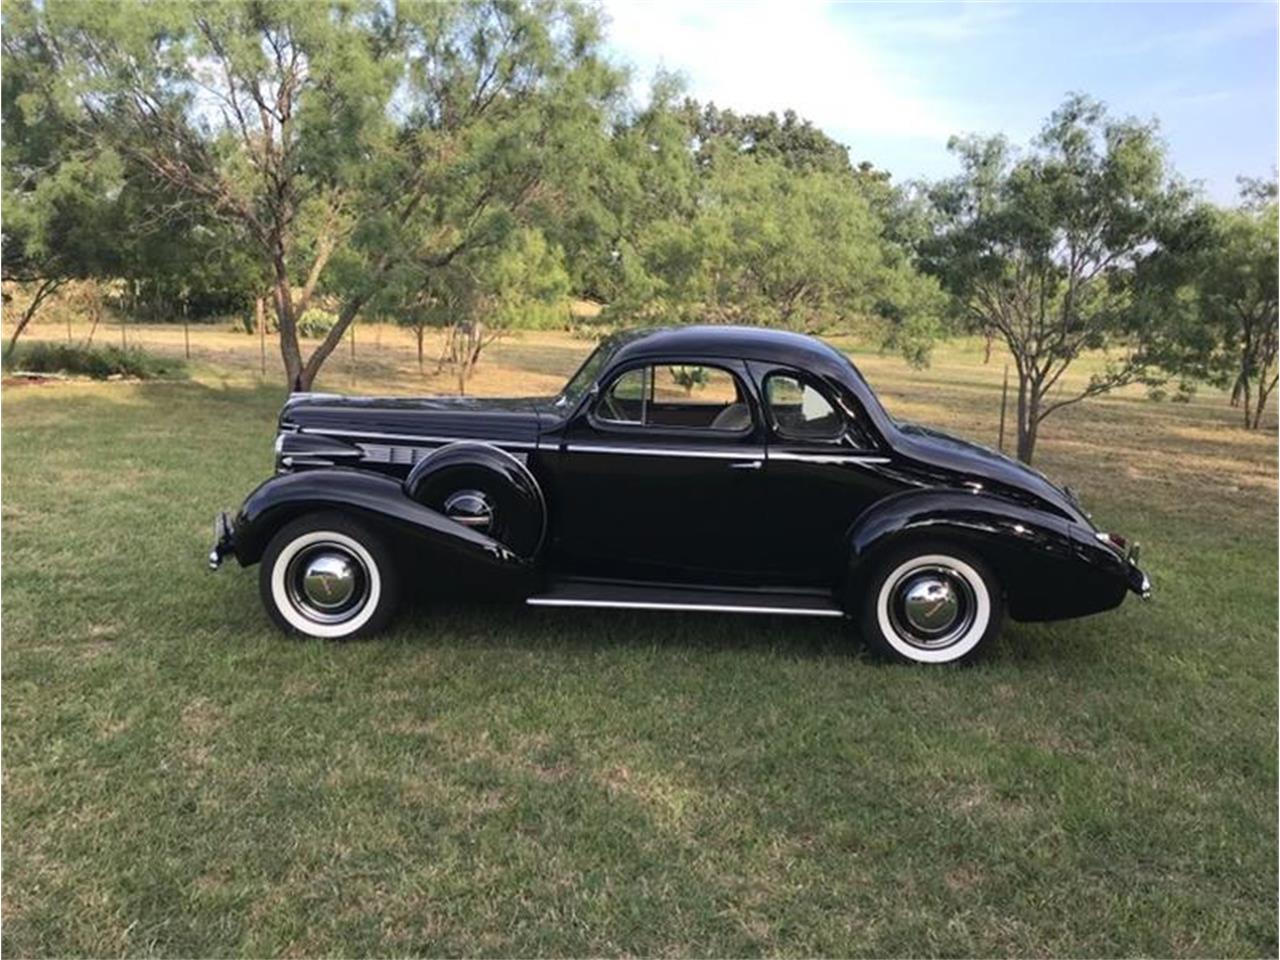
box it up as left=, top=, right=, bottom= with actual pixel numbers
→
left=210, top=326, right=1149, bottom=664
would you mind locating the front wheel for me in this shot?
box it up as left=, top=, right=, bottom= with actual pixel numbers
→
left=259, top=512, right=399, bottom=640
left=857, top=543, right=1003, bottom=664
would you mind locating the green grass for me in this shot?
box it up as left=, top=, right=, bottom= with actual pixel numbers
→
left=2, top=338, right=1276, bottom=956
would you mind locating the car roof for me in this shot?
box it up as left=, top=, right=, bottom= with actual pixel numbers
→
left=606, top=325, right=852, bottom=370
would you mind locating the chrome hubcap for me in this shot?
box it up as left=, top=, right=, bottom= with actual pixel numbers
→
left=444, top=489, right=495, bottom=534
left=902, top=576, right=960, bottom=634
left=301, top=552, right=357, bottom=609
left=285, top=543, right=369, bottom=624
left=887, top=564, right=976, bottom=650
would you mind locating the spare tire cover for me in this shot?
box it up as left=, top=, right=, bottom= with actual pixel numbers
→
left=405, top=446, right=546, bottom=559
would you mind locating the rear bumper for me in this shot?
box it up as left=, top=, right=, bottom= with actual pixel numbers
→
left=1128, top=563, right=1152, bottom=599
left=1094, top=531, right=1151, bottom=599
left=208, top=510, right=236, bottom=570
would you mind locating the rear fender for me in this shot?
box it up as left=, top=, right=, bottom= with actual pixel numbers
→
left=229, top=469, right=530, bottom=583
left=845, top=490, right=1124, bottom=621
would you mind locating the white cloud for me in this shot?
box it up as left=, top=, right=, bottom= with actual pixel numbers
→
left=600, top=0, right=965, bottom=143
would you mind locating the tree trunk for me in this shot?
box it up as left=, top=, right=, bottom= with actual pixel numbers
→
left=1250, top=376, right=1275, bottom=430
left=416, top=326, right=424, bottom=374
left=83, top=303, right=101, bottom=347
left=983, top=329, right=994, bottom=365
left=1240, top=377, right=1253, bottom=429
left=1014, top=374, right=1030, bottom=463
left=5, top=277, right=63, bottom=357
left=1014, top=373, right=1041, bottom=464
left=295, top=294, right=368, bottom=392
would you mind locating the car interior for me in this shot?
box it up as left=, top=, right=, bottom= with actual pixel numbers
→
left=597, top=364, right=752, bottom=431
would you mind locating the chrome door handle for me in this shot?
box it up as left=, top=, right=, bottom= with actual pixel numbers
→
left=730, top=460, right=763, bottom=470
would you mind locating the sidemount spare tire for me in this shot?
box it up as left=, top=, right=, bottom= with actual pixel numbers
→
left=404, top=441, right=546, bottom=560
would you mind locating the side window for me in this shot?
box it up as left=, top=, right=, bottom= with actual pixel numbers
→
left=597, top=367, right=648, bottom=424
left=596, top=364, right=751, bottom=432
left=764, top=373, right=843, bottom=441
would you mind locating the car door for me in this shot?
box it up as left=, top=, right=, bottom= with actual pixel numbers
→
left=543, top=358, right=768, bottom=583
left=750, top=362, right=899, bottom=586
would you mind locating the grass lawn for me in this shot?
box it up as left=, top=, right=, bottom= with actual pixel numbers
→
left=2, top=327, right=1276, bottom=956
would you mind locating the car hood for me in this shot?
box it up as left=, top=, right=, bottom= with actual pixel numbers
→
left=280, top=393, right=544, bottom=447
left=891, top=421, right=1089, bottom=524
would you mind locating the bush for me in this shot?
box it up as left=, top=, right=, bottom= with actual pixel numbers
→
left=297, top=308, right=337, bottom=339
left=3, top=342, right=188, bottom=380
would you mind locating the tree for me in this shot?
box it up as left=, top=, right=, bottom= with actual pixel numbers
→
left=1, top=1, right=127, bottom=353
left=922, top=94, right=1195, bottom=463
left=1209, top=182, right=1278, bottom=428
left=41, top=0, right=619, bottom=390
left=568, top=85, right=944, bottom=361
left=390, top=228, right=570, bottom=394
left=1148, top=180, right=1278, bottom=429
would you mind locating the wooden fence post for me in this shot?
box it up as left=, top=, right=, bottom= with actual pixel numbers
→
left=257, top=296, right=266, bottom=377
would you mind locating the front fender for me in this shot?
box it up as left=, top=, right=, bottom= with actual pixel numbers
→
left=228, top=468, right=530, bottom=581
left=846, top=490, right=1127, bottom=621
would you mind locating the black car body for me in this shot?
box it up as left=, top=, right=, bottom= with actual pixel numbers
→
left=211, top=326, right=1149, bottom=663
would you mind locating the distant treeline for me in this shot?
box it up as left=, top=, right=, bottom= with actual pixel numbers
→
left=2, top=0, right=1274, bottom=458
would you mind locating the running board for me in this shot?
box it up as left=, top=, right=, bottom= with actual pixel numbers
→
left=526, top=579, right=845, bottom=618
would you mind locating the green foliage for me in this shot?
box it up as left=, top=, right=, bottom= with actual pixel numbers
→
left=7, top=0, right=1257, bottom=418
left=578, top=88, right=945, bottom=365
left=297, top=308, right=338, bottom=340
left=33, top=0, right=622, bottom=388
left=1141, top=180, right=1278, bottom=428
left=921, top=94, right=1198, bottom=461
left=3, top=341, right=187, bottom=379
left=670, top=365, right=710, bottom=394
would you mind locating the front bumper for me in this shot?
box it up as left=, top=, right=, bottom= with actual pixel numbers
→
left=208, top=510, right=235, bottom=570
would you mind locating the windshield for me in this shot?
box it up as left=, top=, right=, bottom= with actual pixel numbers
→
left=554, top=339, right=615, bottom=409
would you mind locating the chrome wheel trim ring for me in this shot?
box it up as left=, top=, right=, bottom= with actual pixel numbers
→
left=875, top=554, right=991, bottom=663
left=271, top=531, right=382, bottom=638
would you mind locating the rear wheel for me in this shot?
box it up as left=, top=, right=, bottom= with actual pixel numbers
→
left=857, top=542, right=1003, bottom=664
left=259, top=512, right=399, bottom=640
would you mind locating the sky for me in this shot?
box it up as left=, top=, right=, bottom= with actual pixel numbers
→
left=600, top=1, right=1278, bottom=203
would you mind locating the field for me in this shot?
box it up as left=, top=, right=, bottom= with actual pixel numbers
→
left=2, top=320, right=1277, bottom=956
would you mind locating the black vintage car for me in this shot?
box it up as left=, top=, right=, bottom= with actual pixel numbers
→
left=210, top=326, right=1149, bottom=664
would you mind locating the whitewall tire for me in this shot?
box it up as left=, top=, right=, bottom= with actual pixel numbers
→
left=258, top=512, right=399, bottom=640
left=858, top=544, right=1003, bottom=664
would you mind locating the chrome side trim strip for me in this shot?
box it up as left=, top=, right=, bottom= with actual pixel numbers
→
left=564, top=445, right=766, bottom=460
left=300, top=427, right=537, bottom=450
left=768, top=452, right=891, bottom=464
left=561, top=445, right=888, bottom=463
left=526, top=597, right=845, bottom=617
